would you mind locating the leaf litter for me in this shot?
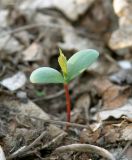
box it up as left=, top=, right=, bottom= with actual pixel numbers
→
left=0, top=0, right=131, bottom=160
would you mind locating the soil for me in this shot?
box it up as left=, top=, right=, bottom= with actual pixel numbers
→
left=0, top=0, right=132, bottom=160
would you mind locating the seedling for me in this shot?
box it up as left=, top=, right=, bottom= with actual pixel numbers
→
left=30, top=49, right=99, bottom=125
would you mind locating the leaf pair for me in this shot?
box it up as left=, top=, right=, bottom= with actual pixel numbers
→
left=30, top=49, right=99, bottom=84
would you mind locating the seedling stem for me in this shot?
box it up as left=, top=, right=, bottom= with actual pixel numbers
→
left=64, top=83, right=71, bottom=123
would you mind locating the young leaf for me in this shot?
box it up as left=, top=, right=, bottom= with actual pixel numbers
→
left=67, top=49, right=99, bottom=81
left=30, top=67, right=64, bottom=84
left=58, top=48, right=67, bottom=77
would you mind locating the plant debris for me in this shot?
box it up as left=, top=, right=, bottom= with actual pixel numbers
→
left=0, top=0, right=131, bottom=159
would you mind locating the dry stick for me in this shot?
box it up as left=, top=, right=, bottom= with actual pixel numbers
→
left=117, top=140, right=132, bottom=160
left=41, top=132, right=67, bottom=150
left=0, top=22, right=101, bottom=41
left=33, top=78, right=78, bottom=102
left=8, top=132, right=67, bottom=159
left=0, top=23, right=78, bottom=38
left=55, top=144, right=116, bottom=160
left=41, top=119, right=92, bottom=131
left=7, top=131, right=47, bottom=160
left=24, top=115, right=92, bottom=131
left=15, top=113, right=91, bottom=130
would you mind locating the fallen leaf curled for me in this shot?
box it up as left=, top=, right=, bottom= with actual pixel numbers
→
left=97, top=99, right=132, bottom=121
left=93, top=78, right=130, bottom=109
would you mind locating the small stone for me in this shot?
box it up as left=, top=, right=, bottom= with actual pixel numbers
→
left=16, top=91, right=28, bottom=103
left=118, top=60, right=132, bottom=69
left=109, top=27, right=132, bottom=49
left=109, top=69, right=132, bottom=85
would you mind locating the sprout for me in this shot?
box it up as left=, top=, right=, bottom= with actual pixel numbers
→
left=30, top=49, right=99, bottom=128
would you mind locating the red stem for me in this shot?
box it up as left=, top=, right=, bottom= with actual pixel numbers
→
left=64, top=83, right=71, bottom=123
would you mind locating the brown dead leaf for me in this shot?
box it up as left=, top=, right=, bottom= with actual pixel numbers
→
left=103, top=85, right=130, bottom=109
left=93, top=78, right=131, bottom=109
left=121, top=125, right=132, bottom=141
left=72, top=93, right=91, bottom=123
left=103, top=122, right=132, bottom=142
left=125, top=146, right=132, bottom=160
left=103, top=125, right=120, bottom=143
left=97, top=99, right=132, bottom=121
left=80, top=128, right=100, bottom=144
left=80, top=122, right=132, bottom=144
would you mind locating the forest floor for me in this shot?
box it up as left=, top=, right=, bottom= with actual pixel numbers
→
left=0, top=0, right=131, bottom=160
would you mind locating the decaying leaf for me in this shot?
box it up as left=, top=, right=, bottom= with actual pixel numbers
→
left=109, top=27, right=132, bottom=49
left=0, top=146, right=6, bottom=160
left=80, top=122, right=132, bottom=144
left=0, top=10, right=8, bottom=28
left=97, top=99, right=132, bottom=121
left=93, top=78, right=130, bottom=109
left=1, top=72, right=27, bottom=91
left=59, top=29, right=96, bottom=51
left=19, top=0, right=95, bottom=21
left=22, top=43, right=43, bottom=61
left=0, top=33, right=23, bottom=54
left=109, top=0, right=132, bottom=50
left=72, top=93, right=91, bottom=123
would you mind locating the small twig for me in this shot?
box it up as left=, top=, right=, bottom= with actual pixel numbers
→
left=7, top=131, right=47, bottom=159
left=0, top=23, right=75, bottom=38
left=0, top=22, right=102, bottom=41
left=41, top=132, right=67, bottom=150
left=117, top=140, right=132, bottom=160
left=15, top=115, right=30, bottom=128
left=55, top=144, right=116, bottom=160
left=9, top=132, right=67, bottom=159
left=0, top=23, right=52, bottom=37
left=33, top=78, right=77, bottom=102
left=14, top=112, right=92, bottom=130
left=25, top=115, right=92, bottom=131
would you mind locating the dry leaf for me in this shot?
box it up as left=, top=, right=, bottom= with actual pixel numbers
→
left=93, top=78, right=130, bottom=109
left=1, top=72, right=27, bottom=91
left=72, top=93, right=91, bottom=123
left=0, top=146, right=6, bottom=160
left=22, top=43, right=43, bottom=61
left=97, top=99, right=132, bottom=121
left=19, top=0, right=95, bottom=21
